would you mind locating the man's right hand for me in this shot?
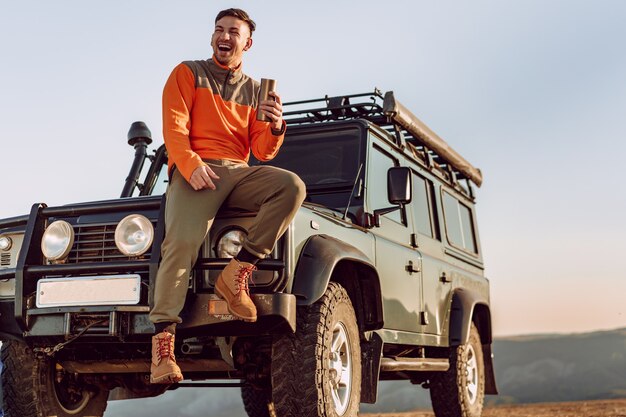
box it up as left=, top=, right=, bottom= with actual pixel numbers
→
left=189, top=165, right=220, bottom=191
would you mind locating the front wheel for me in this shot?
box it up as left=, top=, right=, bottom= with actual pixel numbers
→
left=1, top=340, right=109, bottom=417
left=429, top=322, right=485, bottom=417
left=241, top=382, right=273, bottom=417
left=271, top=282, right=361, bottom=417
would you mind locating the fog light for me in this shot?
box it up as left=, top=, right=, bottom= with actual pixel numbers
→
left=41, top=221, right=75, bottom=261
left=115, top=214, right=154, bottom=256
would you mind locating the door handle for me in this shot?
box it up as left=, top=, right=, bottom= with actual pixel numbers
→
left=405, top=260, right=421, bottom=274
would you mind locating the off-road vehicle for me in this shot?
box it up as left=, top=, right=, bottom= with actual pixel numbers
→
left=0, top=89, right=497, bottom=417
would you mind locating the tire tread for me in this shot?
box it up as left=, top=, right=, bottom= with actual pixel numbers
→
left=430, top=323, right=484, bottom=417
left=1, top=341, right=38, bottom=417
left=271, top=282, right=359, bottom=417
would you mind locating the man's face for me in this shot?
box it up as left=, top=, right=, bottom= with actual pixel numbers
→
left=211, top=16, right=252, bottom=68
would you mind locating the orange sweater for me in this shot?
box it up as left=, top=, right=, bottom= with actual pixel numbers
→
left=162, top=56, right=286, bottom=181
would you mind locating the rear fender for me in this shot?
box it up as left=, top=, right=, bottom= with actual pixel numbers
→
left=449, top=290, right=498, bottom=394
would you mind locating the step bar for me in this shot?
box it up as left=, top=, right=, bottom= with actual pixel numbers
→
left=380, top=357, right=450, bottom=372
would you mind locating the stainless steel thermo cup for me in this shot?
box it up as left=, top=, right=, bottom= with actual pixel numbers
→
left=256, top=78, right=277, bottom=122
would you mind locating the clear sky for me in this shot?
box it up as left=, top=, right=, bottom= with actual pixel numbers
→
left=1, top=0, right=625, bottom=337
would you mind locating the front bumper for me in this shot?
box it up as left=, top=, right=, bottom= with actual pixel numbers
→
left=3, top=292, right=296, bottom=344
left=4, top=198, right=294, bottom=345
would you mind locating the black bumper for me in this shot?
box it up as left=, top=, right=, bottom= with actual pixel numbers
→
left=4, top=293, right=295, bottom=343
left=4, top=198, right=294, bottom=344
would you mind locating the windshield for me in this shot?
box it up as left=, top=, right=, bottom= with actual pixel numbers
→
left=256, top=126, right=362, bottom=188
left=150, top=163, right=169, bottom=196
left=144, top=126, right=365, bottom=216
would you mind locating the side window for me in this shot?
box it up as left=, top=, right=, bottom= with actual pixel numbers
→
left=412, top=174, right=434, bottom=238
left=443, top=191, right=478, bottom=253
left=458, top=203, right=477, bottom=253
left=368, top=146, right=403, bottom=224
left=150, top=164, right=170, bottom=196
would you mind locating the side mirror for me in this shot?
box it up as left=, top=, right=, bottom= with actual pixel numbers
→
left=369, top=167, right=412, bottom=228
left=387, top=166, right=412, bottom=205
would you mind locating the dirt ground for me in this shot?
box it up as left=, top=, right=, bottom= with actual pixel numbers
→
left=361, top=399, right=626, bottom=417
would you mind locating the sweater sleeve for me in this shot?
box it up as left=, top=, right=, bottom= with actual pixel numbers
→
left=162, top=63, right=204, bottom=181
left=249, top=113, right=286, bottom=162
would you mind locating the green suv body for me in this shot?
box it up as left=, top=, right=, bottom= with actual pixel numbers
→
left=0, top=90, right=497, bottom=417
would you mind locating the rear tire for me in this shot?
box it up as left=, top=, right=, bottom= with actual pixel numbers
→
left=1, top=340, right=109, bottom=417
left=430, top=323, right=485, bottom=417
left=271, top=282, right=361, bottom=417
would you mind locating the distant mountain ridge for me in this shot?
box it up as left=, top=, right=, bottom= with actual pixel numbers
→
left=491, top=327, right=626, bottom=404
left=100, top=327, right=626, bottom=416
left=362, top=326, right=626, bottom=413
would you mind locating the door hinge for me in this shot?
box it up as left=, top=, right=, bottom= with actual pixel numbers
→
left=420, top=311, right=429, bottom=325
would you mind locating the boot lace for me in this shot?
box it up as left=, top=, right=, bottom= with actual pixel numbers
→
left=157, top=332, right=176, bottom=361
left=235, top=264, right=257, bottom=296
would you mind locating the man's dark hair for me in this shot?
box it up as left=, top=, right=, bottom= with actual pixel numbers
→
left=215, top=8, right=256, bottom=34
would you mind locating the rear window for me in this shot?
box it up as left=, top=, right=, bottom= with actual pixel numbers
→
left=442, top=191, right=477, bottom=253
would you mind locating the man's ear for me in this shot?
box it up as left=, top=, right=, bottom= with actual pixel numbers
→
left=243, top=38, right=253, bottom=51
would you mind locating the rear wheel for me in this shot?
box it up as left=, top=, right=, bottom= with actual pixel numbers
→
left=271, top=282, right=361, bottom=417
left=430, top=323, right=485, bottom=417
left=1, top=340, right=109, bottom=417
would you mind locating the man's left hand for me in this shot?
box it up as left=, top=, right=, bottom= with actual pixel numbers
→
left=259, top=91, right=283, bottom=131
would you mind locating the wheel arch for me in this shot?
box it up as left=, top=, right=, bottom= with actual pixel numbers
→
left=449, top=290, right=498, bottom=395
left=449, top=290, right=491, bottom=346
left=291, top=234, right=383, bottom=332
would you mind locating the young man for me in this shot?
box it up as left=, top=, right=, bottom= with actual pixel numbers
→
left=148, top=8, right=306, bottom=384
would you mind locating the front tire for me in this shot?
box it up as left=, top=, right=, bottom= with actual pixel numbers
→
left=1, top=340, right=37, bottom=417
left=1, top=340, right=109, bottom=417
left=271, top=282, right=361, bottom=417
left=430, top=323, right=485, bottom=417
left=241, top=382, right=273, bottom=417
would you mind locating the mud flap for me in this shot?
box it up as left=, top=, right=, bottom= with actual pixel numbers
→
left=360, top=332, right=383, bottom=403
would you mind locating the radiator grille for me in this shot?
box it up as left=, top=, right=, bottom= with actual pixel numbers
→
left=67, top=223, right=152, bottom=263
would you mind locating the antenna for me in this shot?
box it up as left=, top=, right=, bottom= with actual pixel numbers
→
left=343, top=163, right=364, bottom=221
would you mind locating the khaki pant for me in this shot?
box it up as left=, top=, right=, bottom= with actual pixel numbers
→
left=149, top=160, right=306, bottom=324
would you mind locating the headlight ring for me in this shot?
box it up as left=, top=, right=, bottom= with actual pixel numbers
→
left=115, top=214, right=154, bottom=256
left=216, top=228, right=247, bottom=258
left=41, top=220, right=75, bottom=261
left=0, top=235, right=12, bottom=251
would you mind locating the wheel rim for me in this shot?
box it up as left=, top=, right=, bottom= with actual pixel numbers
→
left=328, top=321, right=352, bottom=415
left=465, top=344, right=479, bottom=405
left=52, top=365, right=92, bottom=414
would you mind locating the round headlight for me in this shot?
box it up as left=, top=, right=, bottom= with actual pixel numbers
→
left=41, top=220, right=75, bottom=261
left=216, top=229, right=247, bottom=258
left=0, top=235, right=12, bottom=251
left=115, top=214, right=154, bottom=256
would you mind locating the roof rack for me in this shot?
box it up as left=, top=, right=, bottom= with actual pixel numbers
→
left=282, top=89, right=483, bottom=187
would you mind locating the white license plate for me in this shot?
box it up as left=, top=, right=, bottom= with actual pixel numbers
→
left=36, top=274, right=141, bottom=308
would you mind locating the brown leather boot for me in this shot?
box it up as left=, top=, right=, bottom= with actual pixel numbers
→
left=150, top=327, right=183, bottom=384
left=214, top=258, right=258, bottom=322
